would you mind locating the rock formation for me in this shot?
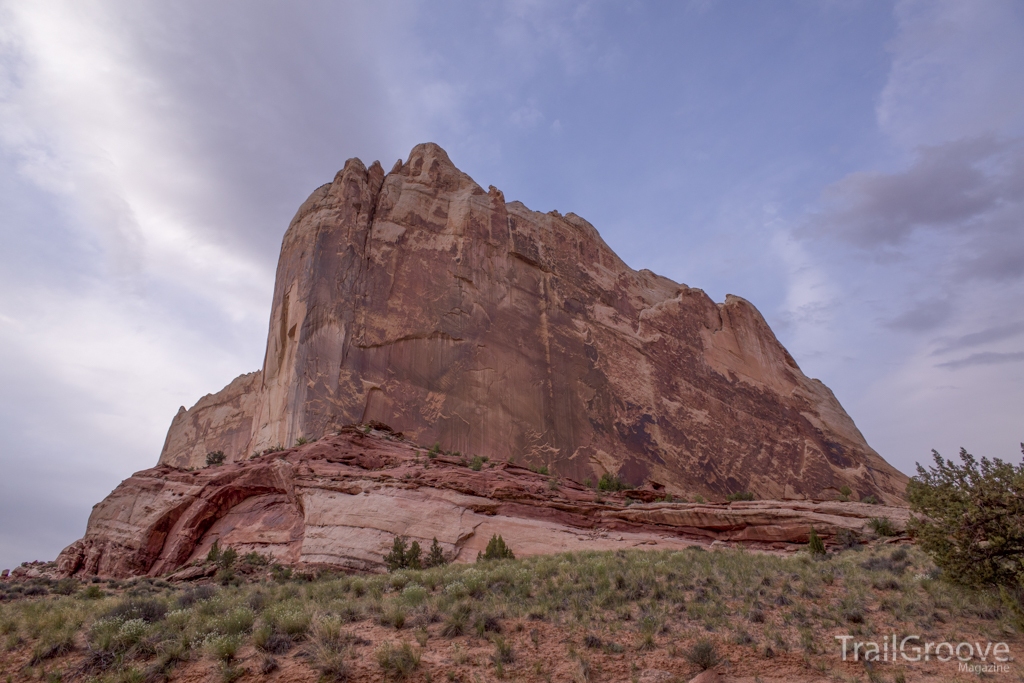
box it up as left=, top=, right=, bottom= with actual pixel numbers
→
left=59, top=427, right=909, bottom=578
left=160, top=142, right=906, bottom=503
left=56, top=142, right=914, bottom=579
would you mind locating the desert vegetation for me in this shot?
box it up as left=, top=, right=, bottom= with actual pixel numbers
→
left=908, top=445, right=1024, bottom=590
left=1, top=540, right=1019, bottom=682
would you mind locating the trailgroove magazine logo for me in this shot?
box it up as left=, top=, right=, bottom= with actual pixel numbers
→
left=836, top=635, right=1012, bottom=673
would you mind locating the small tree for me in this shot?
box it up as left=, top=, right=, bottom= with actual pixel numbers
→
left=479, top=534, right=515, bottom=562
left=384, top=536, right=408, bottom=572
left=807, top=528, right=826, bottom=556
left=425, top=538, right=448, bottom=568
left=406, top=540, right=422, bottom=570
left=908, top=445, right=1024, bottom=588
left=218, top=546, right=237, bottom=570
left=207, top=540, right=221, bottom=564
left=206, top=450, right=226, bottom=466
left=384, top=536, right=426, bottom=571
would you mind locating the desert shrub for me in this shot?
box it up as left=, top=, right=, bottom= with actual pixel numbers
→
left=844, top=608, right=865, bottom=624
left=839, top=485, right=853, bottom=501
left=105, top=597, right=167, bottom=623
left=30, top=629, right=76, bottom=664
left=869, top=517, right=900, bottom=537
left=860, top=550, right=911, bottom=575
left=908, top=445, right=1024, bottom=588
left=478, top=535, right=515, bottom=562
left=807, top=528, right=826, bottom=556
left=470, top=456, right=485, bottom=471
left=834, top=528, right=860, bottom=550
left=53, top=578, right=79, bottom=596
left=177, top=584, right=216, bottom=608
left=491, top=636, right=514, bottom=664
left=241, top=552, right=268, bottom=569
left=474, top=613, right=502, bottom=636
left=254, top=623, right=292, bottom=654
left=217, top=608, right=254, bottom=635
left=258, top=653, right=279, bottom=674
left=380, top=604, right=407, bottom=629
left=265, top=603, right=311, bottom=638
left=725, top=491, right=755, bottom=502
left=685, top=639, right=720, bottom=670
left=376, top=641, right=420, bottom=678
left=861, top=495, right=880, bottom=504
left=82, top=585, right=104, bottom=600
left=307, top=617, right=351, bottom=681
left=206, top=451, right=226, bottom=466
left=208, top=634, right=240, bottom=662
left=441, top=604, right=470, bottom=637
left=597, top=473, right=633, bottom=492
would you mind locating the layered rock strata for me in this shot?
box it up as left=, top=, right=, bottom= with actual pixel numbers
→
left=59, top=427, right=908, bottom=578
left=159, top=142, right=907, bottom=504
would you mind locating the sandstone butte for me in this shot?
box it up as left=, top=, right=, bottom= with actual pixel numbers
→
left=56, top=143, right=909, bottom=579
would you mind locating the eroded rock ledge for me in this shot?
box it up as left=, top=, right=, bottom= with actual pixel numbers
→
left=58, top=427, right=909, bottom=578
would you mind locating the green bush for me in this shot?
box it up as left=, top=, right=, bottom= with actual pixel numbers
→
left=869, top=517, right=900, bottom=537
left=470, top=456, right=484, bottom=471
left=597, top=473, right=633, bottom=492
left=478, top=535, right=515, bottom=561
left=685, top=638, right=721, bottom=670
left=807, top=528, right=826, bottom=556
left=376, top=641, right=420, bottom=678
left=206, top=450, right=226, bottom=466
left=726, top=491, right=755, bottom=502
left=908, top=445, right=1024, bottom=587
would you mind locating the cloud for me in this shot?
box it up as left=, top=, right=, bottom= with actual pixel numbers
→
left=932, top=321, right=1024, bottom=354
left=883, top=298, right=953, bottom=332
left=0, top=0, right=420, bottom=570
left=937, top=351, right=1024, bottom=370
left=879, top=0, right=1024, bottom=146
left=809, top=137, right=1024, bottom=257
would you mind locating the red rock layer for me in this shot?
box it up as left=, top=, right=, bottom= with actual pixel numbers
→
left=61, top=428, right=909, bottom=578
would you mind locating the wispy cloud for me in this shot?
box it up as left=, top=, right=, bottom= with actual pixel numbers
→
left=932, top=321, right=1024, bottom=354
left=937, top=351, right=1024, bottom=370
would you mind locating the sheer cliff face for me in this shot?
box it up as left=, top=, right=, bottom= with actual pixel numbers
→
left=160, top=143, right=907, bottom=503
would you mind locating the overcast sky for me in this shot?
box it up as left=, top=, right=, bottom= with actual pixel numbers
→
left=1, top=0, right=1022, bottom=571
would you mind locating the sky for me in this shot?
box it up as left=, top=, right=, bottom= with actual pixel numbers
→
left=0, top=0, right=1021, bottom=571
